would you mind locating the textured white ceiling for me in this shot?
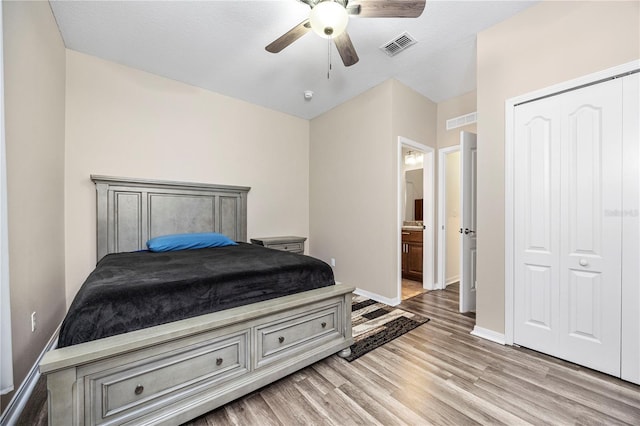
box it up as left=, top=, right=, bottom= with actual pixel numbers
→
left=50, top=0, right=538, bottom=119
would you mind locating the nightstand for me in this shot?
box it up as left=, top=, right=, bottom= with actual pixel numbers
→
left=250, top=236, right=307, bottom=254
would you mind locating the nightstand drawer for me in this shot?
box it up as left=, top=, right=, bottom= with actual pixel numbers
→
left=251, top=236, right=306, bottom=254
left=267, top=242, right=303, bottom=253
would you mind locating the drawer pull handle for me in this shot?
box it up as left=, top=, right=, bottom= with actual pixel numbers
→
left=216, top=357, right=223, bottom=366
left=278, top=336, right=285, bottom=344
left=321, top=322, right=327, bottom=328
left=134, top=384, right=144, bottom=396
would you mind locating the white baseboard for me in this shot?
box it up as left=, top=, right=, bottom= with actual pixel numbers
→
left=354, top=288, right=400, bottom=306
left=0, top=325, right=59, bottom=426
left=445, top=275, right=460, bottom=286
left=470, top=325, right=506, bottom=345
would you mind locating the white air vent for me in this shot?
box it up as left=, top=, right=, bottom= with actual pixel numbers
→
left=446, top=112, right=477, bottom=130
left=380, top=32, right=417, bottom=57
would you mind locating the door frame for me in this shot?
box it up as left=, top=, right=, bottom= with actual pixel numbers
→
left=397, top=136, right=435, bottom=301
left=504, top=60, right=640, bottom=345
left=437, top=145, right=460, bottom=291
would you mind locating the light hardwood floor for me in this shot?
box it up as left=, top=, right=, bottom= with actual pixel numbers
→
left=17, top=285, right=640, bottom=425
left=184, top=284, right=640, bottom=425
left=402, top=278, right=426, bottom=300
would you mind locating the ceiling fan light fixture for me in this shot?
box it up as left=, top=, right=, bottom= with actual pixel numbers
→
left=309, top=1, right=349, bottom=39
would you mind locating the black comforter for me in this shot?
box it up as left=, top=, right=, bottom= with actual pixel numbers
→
left=58, top=243, right=334, bottom=347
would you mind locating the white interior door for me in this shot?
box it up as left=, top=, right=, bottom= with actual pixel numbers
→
left=514, top=77, right=624, bottom=376
left=460, top=131, right=477, bottom=313
left=621, top=72, right=640, bottom=384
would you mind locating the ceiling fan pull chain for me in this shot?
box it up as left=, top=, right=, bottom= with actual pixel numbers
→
left=327, top=36, right=332, bottom=79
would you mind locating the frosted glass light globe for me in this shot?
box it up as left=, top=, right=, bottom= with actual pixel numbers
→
left=309, top=1, right=349, bottom=39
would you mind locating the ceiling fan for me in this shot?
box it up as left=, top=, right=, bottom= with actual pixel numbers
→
left=266, top=0, right=426, bottom=67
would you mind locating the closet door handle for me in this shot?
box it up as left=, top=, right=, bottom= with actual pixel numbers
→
left=579, top=259, right=589, bottom=267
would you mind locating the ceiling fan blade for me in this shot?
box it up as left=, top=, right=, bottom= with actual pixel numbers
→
left=347, top=0, right=426, bottom=18
left=266, top=19, right=311, bottom=53
left=334, top=31, right=359, bottom=67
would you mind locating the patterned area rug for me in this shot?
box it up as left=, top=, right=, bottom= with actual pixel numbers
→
left=344, top=295, right=430, bottom=362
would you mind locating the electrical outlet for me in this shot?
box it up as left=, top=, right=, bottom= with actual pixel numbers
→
left=330, top=258, right=336, bottom=267
left=31, top=312, right=36, bottom=332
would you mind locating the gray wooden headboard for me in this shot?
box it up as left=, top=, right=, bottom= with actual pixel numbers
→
left=92, top=175, right=250, bottom=261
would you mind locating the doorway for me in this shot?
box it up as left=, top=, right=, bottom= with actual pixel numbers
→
left=437, top=133, right=477, bottom=314
left=437, top=145, right=461, bottom=295
left=459, top=131, right=477, bottom=313
left=397, top=137, right=434, bottom=302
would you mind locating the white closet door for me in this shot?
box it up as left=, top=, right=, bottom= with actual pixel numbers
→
left=514, top=95, right=561, bottom=357
left=514, top=77, right=623, bottom=376
left=621, top=73, right=640, bottom=384
left=558, top=78, right=622, bottom=376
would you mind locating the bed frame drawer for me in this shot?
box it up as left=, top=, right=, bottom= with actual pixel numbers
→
left=256, top=303, right=340, bottom=368
left=42, top=286, right=354, bottom=426
left=85, top=331, right=249, bottom=424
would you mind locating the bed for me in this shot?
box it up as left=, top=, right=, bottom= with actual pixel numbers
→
left=39, top=176, right=354, bottom=426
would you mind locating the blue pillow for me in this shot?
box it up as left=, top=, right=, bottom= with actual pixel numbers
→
left=146, top=232, right=237, bottom=252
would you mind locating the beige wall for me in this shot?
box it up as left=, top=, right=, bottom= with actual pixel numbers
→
left=310, top=80, right=436, bottom=300
left=1, top=1, right=66, bottom=411
left=436, top=91, right=476, bottom=149
left=391, top=79, right=437, bottom=148
left=476, top=0, right=640, bottom=333
left=65, top=51, right=310, bottom=303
